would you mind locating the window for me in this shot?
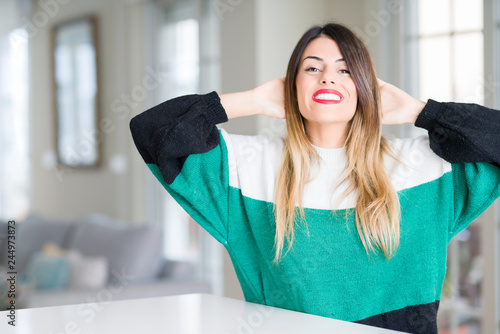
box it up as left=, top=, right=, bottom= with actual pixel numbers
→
left=404, top=0, right=484, bottom=139
left=0, top=29, right=30, bottom=221
left=417, top=0, right=484, bottom=104
left=403, top=1, right=500, bottom=333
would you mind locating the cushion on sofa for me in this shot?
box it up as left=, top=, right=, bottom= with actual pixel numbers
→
left=16, top=213, right=76, bottom=274
left=24, top=251, right=70, bottom=290
left=66, top=214, right=163, bottom=285
left=67, top=250, right=109, bottom=290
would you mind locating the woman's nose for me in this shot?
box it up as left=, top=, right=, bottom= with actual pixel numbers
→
left=320, top=73, right=335, bottom=84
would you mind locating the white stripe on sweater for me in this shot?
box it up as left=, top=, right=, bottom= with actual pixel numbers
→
left=221, top=130, right=451, bottom=210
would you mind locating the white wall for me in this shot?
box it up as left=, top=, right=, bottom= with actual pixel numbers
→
left=217, top=0, right=258, bottom=136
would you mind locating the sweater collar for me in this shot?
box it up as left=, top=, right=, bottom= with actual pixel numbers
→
left=311, top=144, right=347, bottom=169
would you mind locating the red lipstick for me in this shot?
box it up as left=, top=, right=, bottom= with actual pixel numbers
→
left=312, top=89, right=344, bottom=104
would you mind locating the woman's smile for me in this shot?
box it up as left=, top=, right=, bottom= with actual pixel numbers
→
left=312, top=89, right=344, bottom=104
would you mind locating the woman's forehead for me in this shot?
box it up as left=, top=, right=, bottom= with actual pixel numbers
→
left=301, top=37, right=344, bottom=62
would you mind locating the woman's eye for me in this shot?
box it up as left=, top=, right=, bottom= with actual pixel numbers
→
left=305, top=67, right=320, bottom=72
left=339, top=69, right=351, bottom=75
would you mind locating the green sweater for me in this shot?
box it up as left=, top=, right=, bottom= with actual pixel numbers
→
left=130, top=92, right=500, bottom=334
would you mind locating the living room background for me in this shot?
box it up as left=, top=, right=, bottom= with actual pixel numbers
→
left=0, top=1, right=499, bottom=333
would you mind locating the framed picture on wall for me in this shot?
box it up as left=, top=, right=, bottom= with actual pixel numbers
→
left=52, top=16, right=100, bottom=168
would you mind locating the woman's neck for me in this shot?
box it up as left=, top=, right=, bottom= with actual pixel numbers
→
left=304, top=121, right=349, bottom=149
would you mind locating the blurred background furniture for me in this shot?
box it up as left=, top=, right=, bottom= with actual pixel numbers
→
left=0, top=213, right=211, bottom=309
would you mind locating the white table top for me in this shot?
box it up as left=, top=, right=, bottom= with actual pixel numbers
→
left=0, top=293, right=406, bottom=333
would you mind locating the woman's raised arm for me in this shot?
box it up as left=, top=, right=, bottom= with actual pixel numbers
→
left=378, top=79, right=500, bottom=167
left=221, top=78, right=285, bottom=120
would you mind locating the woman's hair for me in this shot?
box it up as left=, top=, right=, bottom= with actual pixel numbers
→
left=274, top=23, right=400, bottom=262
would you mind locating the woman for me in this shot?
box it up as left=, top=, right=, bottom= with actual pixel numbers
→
left=130, top=23, right=500, bottom=333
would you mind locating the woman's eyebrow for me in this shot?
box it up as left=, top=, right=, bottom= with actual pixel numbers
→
left=303, top=55, right=323, bottom=62
left=302, top=56, right=345, bottom=63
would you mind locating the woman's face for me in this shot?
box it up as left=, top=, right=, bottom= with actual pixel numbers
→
left=295, top=36, right=358, bottom=130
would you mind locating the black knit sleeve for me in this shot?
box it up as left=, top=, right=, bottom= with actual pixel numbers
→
left=415, top=100, right=500, bottom=167
left=129, top=91, right=228, bottom=184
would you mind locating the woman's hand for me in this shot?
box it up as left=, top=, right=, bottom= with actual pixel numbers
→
left=252, top=78, right=286, bottom=119
left=378, top=78, right=426, bottom=125
left=221, top=78, right=285, bottom=120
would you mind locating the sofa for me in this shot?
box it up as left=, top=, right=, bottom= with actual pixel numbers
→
left=0, top=213, right=211, bottom=309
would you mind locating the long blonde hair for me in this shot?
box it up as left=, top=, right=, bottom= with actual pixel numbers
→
left=274, top=23, right=400, bottom=262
